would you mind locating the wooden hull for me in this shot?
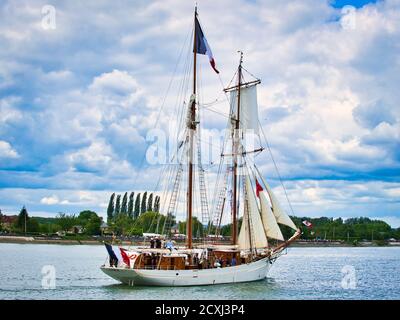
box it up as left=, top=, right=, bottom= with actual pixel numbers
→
left=100, top=257, right=271, bottom=287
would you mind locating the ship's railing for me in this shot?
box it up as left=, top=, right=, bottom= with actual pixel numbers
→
left=140, top=265, right=177, bottom=270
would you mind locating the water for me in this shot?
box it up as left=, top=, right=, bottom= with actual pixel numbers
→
left=0, top=244, right=399, bottom=299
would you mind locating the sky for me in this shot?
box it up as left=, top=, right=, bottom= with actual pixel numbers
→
left=0, top=0, right=399, bottom=227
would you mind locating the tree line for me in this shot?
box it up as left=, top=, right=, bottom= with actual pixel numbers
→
left=0, top=206, right=102, bottom=236
left=2, top=206, right=399, bottom=242
left=106, top=191, right=160, bottom=223
left=217, top=216, right=400, bottom=242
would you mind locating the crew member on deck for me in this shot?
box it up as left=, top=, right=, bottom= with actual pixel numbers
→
left=165, top=239, right=174, bottom=252
left=155, top=237, right=161, bottom=249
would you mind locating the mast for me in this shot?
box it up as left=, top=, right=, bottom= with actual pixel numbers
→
left=186, top=6, right=197, bottom=249
left=232, top=51, right=243, bottom=245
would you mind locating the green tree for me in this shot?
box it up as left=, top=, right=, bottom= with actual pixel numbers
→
left=0, top=209, right=3, bottom=231
left=78, top=210, right=102, bottom=235
left=141, top=192, right=147, bottom=215
left=106, top=193, right=115, bottom=223
left=154, top=196, right=160, bottom=212
left=39, top=222, right=60, bottom=234
left=115, top=194, right=121, bottom=217
left=27, top=218, right=40, bottom=233
left=147, top=193, right=153, bottom=212
left=129, top=211, right=168, bottom=235
left=127, top=192, right=134, bottom=218
left=113, top=215, right=134, bottom=235
left=55, top=213, right=77, bottom=232
left=134, top=193, right=141, bottom=219
left=178, top=216, right=204, bottom=238
left=121, top=192, right=128, bottom=216
left=16, top=206, right=29, bottom=234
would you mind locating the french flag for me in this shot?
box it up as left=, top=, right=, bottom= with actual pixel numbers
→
left=194, top=15, right=219, bottom=74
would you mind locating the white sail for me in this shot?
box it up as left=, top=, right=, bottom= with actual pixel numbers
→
left=230, top=84, right=259, bottom=134
left=263, top=181, right=297, bottom=231
left=238, top=176, right=268, bottom=249
left=259, top=190, right=284, bottom=241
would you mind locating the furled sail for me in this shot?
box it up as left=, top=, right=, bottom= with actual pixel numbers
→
left=238, top=176, right=268, bottom=250
left=259, top=190, right=284, bottom=241
left=230, top=84, right=259, bottom=134
left=263, top=180, right=297, bottom=231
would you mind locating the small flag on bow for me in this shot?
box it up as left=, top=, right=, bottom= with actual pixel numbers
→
left=302, top=220, right=313, bottom=228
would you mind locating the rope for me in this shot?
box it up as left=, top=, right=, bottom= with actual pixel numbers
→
left=258, top=119, right=295, bottom=216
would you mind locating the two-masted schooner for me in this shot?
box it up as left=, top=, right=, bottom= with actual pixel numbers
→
left=100, top=7, right=301, bottom=287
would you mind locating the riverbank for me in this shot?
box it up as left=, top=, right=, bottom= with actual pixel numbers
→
left=1, top=235, right=399, bottom=247
left=0, top=236, right=131, bottom=246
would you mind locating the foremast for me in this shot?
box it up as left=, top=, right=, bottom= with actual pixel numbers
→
left=231, top=52, right=242, bottom=246
left=186, top=6, right=198, bottom=249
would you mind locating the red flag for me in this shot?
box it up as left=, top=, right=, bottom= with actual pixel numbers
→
left=119, top=247, right=130, bottom=267
left=255, top=179, right=263, bottom=197
left=302, top=220, right=313, bottom=228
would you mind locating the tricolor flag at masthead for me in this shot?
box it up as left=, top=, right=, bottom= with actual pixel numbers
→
left=194, top=14, right=219, bottom=74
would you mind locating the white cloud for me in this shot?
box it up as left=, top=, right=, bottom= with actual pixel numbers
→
left=372, top=216, right=400, bottom=229
left=0, top=140, right=19, bottom=159
left=40, top=195, right=60, bottom=205
left=0, top=0, right=399, bottom=223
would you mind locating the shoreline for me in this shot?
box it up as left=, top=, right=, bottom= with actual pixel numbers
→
left=1, top=236, right=399, bottom=247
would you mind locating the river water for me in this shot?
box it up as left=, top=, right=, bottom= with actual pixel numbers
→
left=0, top=244, right=398, bottom=299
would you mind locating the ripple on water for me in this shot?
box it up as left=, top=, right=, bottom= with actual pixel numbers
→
left=0, top=244, right=399, bottom=299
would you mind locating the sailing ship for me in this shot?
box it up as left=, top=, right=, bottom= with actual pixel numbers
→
left=100, top=7, right=301, bottom=287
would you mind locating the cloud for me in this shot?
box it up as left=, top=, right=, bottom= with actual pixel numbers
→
left=353, top=100, right=396, bottom=129
left=40, top=195, right=61, bottom=205
left=0, top=140, right=19, bottom=159
left=372, top=216, right=400, bottom=228
left=0, top=0, right=399, bottom=225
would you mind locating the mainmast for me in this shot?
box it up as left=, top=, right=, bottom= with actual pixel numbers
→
left=232, top=51, right=243, bottom=245
left=186, top=6, right=197, bottom=249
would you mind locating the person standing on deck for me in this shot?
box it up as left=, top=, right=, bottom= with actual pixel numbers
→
left=165, top=239, right=174, bottom=252
left=155, top=237, right=161, bottom=249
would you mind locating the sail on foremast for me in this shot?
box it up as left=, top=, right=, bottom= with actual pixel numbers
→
left=259, top=190, right=285, bottom=241
left=238, top=176, right=268, bottom=250
left=261, top=179, right=298, bottom=231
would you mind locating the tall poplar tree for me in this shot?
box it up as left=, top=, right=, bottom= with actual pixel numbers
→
left=141, top=192, right=147, bottom=214
left=147, top=193, right=153, bottom=212
left=154, top=196, right=160, bottom=213
left=121, top=192, right=128, bottom=216
left=134, top=193, right=141, bottom=219
left=127, top=192, right=134, bottom=218
left=106, top=193, right=115, bottom=223
left=115, top=194, right=121, bottom=217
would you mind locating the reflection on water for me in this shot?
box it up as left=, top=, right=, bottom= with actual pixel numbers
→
left=0, top=244, right=399, bottom=299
